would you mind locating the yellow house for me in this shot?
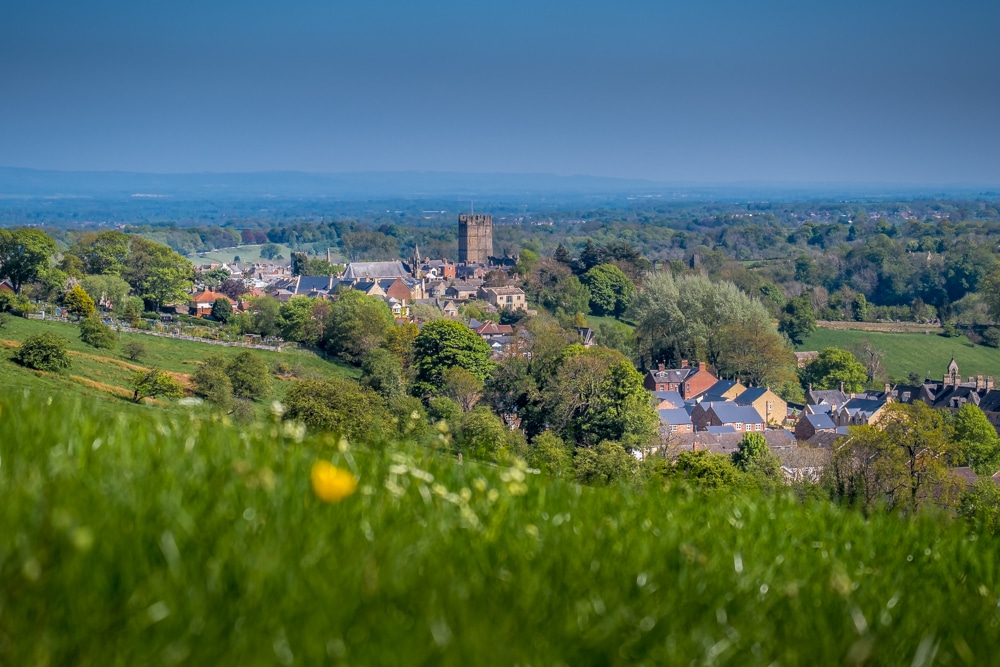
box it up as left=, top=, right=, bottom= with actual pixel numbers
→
left=735, top=387, right=787, bottom=427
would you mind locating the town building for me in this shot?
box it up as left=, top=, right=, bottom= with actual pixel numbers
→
left=458, top=214, right=493, bottom=264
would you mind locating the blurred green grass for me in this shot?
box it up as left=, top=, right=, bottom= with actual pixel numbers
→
left=2, top=391, right=999, bottom=665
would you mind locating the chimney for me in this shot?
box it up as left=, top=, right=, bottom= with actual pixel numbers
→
left=681, top=359, right=689, bottom=368
left=840, top=381, right=845, bottom=394
left=977, top=374, right=985, bottom=390
left=698, top=361, right=706, bottom=372
left=658, top=363, right=665, bottom=371
left=884, top=383, right=891, bottom=395
left=988, top=376, right=995, bottom=391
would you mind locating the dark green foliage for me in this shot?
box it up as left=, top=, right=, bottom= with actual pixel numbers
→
left=130, top=368, right=184, bottom=403
left=455, top=406, right=517, bottom=462
left=982, top=327, right=1000, bottom=348
left=211, top=297, right=233, bottom=323
left=671, top=450, right=744, bottom=490
left=78, top=315, right=116, bottom=350
left=12, top=332, right=71, bottom=372
left=427, top=396, right=463, bottom=426
left=0, top=228, right=57, bottom=293
left=573, top=440, right=639, bottom=485
left=323, top=290, right=394, bottom=364
left=121, top=237, right=194, bottom=309
left=778, top=296, right=816, bottom=346
left=582, top=263, right=635, bottom=317
left=121, top=339, right=147, bottom=362
left=226, top=350, right=272, bottom=401
left=800, top=347, right=867, bottom=393
left=360, top=348, right=405, bottom=400
left=193, top=354, right=234, bottom=409
left=412, top=319, right=495, bottom=395
left=283, top=377, right=385, bottom=440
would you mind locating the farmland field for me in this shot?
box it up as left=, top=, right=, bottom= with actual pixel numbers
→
left=798, top=327, right=1000, bottom=381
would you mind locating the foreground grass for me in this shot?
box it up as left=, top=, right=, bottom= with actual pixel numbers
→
left=799, top=327, right=1000, bottom=381
left=2, top=393, right=999, bottom=665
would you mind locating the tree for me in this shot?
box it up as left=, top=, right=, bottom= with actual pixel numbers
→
left=201, top=267, right=231, bottom=289
left=121, top=340, right=147, bottom=362
left=278, top=296, right=327, bottom=345
left=716, top=318, right=797, bottom=388
left=122, top=237, right=194, bottom=310
left=211, top=297, right=233, bottom=323
left=573, top=441, right=639, bottom=486
left=121, top=297, right=145, bottom=327
left=441, top=366, right=484, bottom=412
left=952, top=403, right=1000, bottom=475
left=64, top=284, right=96, bottom=319
left=778, top=296, right=816, bottom=346
left=226, top=350, right=272, bottom=401
left=412, top=319, right=496, bottom=396
left=359, top=348, right=405, bottom=400
left=455, top=406, right=517, bottom=462
left=260, top=243, right=281, bottom=260
left=732, top=432, right=782, bottom=484
left=553, top=244, right=572, bottom=266
left=528, top=431, right=573, bottom=477
left=323, top=290, right=394, bottom=364
left=959, top=479, right=1000, bottom=536
left=0, top=312, right=10, bottom=331
left=671, top=451, right=744, bottom=490
left=131, top=369, right=184, bottom=403
left=0, top=229, right=57, bottom=294
left=12, top=333, right=71, bottom=372
left=79, top=275, right=131, bottom=314
left=239, top=296, right=281, bottom=338
left=71, top=230, right=130, bottom=276
left=801, top=347, right=868, bottom=393
left=851, top=293, right=870, bottom=322
left=79, top=315, right=117, bottom=349
left=582, top=263, right=635, bottom=317
left=193, top=354, right=234, bottom=409
left=283, top=377, right=386, bottom=440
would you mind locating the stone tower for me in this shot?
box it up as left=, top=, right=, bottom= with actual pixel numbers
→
left=458, top=214, right=493, bottom=264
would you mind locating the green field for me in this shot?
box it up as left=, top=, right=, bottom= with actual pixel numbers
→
left=2, top=391, right=1000, bottom=665
left=0, top=316, right=357, bottom=418
left=193, top=243, right=294, bottom=264
left=799, top=327, right=1000, bottom=381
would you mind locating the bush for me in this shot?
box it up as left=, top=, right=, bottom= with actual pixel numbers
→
left=194, top=355, right=234, bottom=409
left=982, top=327, right=1000, bottom=349
left=283, top=377, right=386, bottom=440
left=0, top=312, right=11, bottom=330
left=12, top=332, right=71, bottom=372
left=79, top=316, right=117, bottom=349
left=121, top=340, right=147, bottom=362
left=226, top=350, right=272, bottom=401
left=64, top=284, right=96, bottom=319
left=130, top=369, right=184, bottom=403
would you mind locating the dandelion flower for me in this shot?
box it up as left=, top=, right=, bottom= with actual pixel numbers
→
left=311, top=461, right=358, bottom=503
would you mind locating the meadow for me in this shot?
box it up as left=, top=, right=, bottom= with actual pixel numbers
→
left=1, top=390, right=999, bottom=665
left=0, top=316, right=357, bottom=419
left=799, top=327, right=1000, bottom=382
left=193, top=243, right=294, bottom=264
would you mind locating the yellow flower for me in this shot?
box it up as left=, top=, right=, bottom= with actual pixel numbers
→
left=310, top=461, right=358, bottom=503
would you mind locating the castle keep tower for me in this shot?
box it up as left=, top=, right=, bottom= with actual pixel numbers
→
left=458, top=214, right=493, bottom=264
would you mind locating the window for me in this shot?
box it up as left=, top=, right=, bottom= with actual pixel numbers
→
left=735, top=423, right=742, bottom=430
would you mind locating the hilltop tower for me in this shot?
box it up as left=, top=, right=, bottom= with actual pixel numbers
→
left=458, top=214, right=493, bottom=264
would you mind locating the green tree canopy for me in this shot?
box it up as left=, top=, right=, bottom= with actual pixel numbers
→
left=0, top=228, right=57, bottom=294
left=211, top=297, right=233, bottom=323
left=360, top=348, right=405, bottom=401
left=122, top=237, right=194, bottom=310
left=323, top=290, right=395, bottom=364
left=226, top=350, right=272, bottom=401
left=131, top=369, right=184, bottom=403
left=778, top=296, right=817, bottom=346
left=801, top=347, right=868, bottom=393
left=283, top=377, right=386, bottom=440
left=64, top=284, right=97, bottom=319
left=79, top=275, right=131, bottom=314
left=71, top=230, right=130, bottom=276
left=582, top=263, right=635, bottom=317
left=952, top=403, right=1000, bottom=475
left=79, top=315, right=117, bottom=350
left=412, top=319, right=496, bottom=396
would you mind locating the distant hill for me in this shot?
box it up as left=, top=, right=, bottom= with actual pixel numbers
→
left=1, top=167, right=993, bottom=202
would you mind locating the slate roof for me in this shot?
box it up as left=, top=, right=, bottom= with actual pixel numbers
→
left=297, top=275, right=339, bottom=293
left=702, top=379, right=741, bottom=401
left=648, top=368, right=694, bottom=384
left=652, top=390, right=685, bottom=408
left=841, top=397, right=885, bottom=419
left=342, top=261, right=410, bottom=280
left=708, top=404, right=765, bottom=425
left=658, top=408, right=692, bottom=425
left=705, top=425, right=738, bottom=434
left=735, top=387, right=770, bottom=404
left=808, top=389, right=848, bottom=405
left=804, top=413, right=836, bottom=431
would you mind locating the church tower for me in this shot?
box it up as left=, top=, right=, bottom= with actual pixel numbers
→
left=458, top=214, right=493, bottom=264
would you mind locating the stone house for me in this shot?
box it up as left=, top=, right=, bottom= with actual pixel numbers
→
left=735, top=387, right=787, bottom=427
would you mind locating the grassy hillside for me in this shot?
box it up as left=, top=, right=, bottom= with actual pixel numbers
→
left=799, top=327, right=1000, bottom=381
left=0, top=316, right=357, bottom=418
left=2, top=392, right=999, bottom=665
left=193, top=243, right=294, bottom=264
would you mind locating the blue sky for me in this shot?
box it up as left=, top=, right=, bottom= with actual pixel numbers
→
left=2, top=0, right=998, bottom=184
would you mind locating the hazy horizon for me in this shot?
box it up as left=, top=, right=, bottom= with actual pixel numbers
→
left=2, top=1, right=999, bottom=185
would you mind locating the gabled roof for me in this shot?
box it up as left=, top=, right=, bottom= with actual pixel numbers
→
left=191, top=290, right=229, bottom=304
left=703, top=379, right=742, bottom=401
left=647, top=368, right=694, bottom=384
left=342, top=261, right=410, bottom=280
left=474, top=321, right=513, bottom=336
left=297, top=275, right=338, bottom=293
left=841, top=397, right=886, bottom=418
left=709, top=404, right=765, bottom=425
left=808, top=389, right=848, bottom=405
left=658, top=408, right=692, bottom=425
left=705, top=425, right=738, bottom=434
left=735, top=387, right=772, bottom=404
left=652, top=390, right=685, bottom=408
left=803, top=412, right=836, bottom=430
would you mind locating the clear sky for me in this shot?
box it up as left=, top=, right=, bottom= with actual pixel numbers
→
left=2, top=0, right=998, bottom=185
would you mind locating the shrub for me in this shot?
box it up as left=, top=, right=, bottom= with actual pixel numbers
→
left=121, top=340, right=147, bottom=362
left=79, top=315, right=117, bottom=349
left=226, top=350, right=272, bottom=401
left=64, top=284, right=96, bottom=319
left=212, top=297, right=233, bottom=323
left=0, top=312, right=11, bottom=330
left=283, top=377, right=386, bottom=440
left=130, top=369, right=184, bottom=403
left=982, top=327, right=1000, bottom=349
left=12, top=332, right=71, bottom=372
left=194, top=355, right=234, bottom=409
